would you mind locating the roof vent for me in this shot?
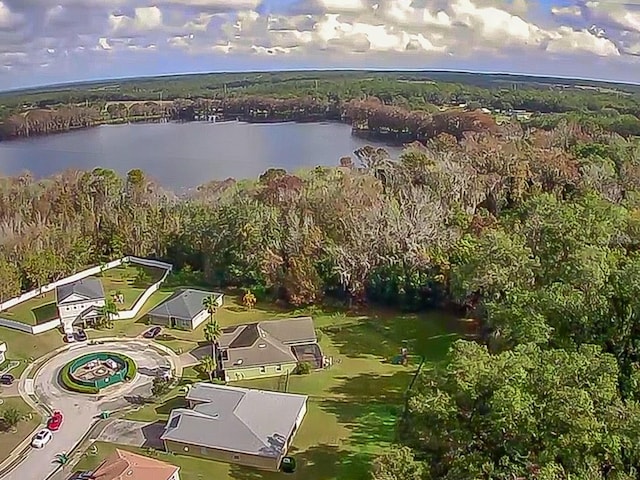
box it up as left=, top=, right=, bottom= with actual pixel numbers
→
left=258, top=343, right=267, bottom=349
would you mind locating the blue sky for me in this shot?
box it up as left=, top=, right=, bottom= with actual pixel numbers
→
left=0, top=0, right=638, bottom=90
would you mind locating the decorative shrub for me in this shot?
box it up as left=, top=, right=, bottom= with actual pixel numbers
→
left=294, top=362, right=311, bottom=375
left=111, top=353, right=137, bottom=380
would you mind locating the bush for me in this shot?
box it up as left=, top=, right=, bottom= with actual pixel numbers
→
left=111, top=353, right=137, bottom=380
left=59, top=363, right=99, bottom=394
left=294, top=362, right=311, bottom=375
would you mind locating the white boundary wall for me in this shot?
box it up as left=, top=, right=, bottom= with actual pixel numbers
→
left=0, top=256, right=172, bottom=335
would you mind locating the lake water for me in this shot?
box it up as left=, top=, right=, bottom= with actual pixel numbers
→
left=0, top=121, right=402, bottom=190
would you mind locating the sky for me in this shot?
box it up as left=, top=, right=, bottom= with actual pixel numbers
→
left=0, top=0, right=639, bottom=90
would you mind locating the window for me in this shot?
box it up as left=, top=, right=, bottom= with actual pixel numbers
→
left=276, top=365, right=282, bottom=372
left=259, top=366, right=266, bottom=374
left=221, top=350, right=229, bottom=361
left=233, top=455, right=240, bottom=460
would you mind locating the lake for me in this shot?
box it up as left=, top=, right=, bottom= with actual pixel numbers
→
left=0, top=121, right=402, bottom=190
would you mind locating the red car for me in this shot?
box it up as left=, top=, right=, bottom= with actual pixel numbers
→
left=47, top=411, right=63, bottom=431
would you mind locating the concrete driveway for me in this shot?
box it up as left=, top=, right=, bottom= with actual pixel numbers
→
left=1, top=341, right=175, bottom=480
left=97, top=419, right=165, bottom=449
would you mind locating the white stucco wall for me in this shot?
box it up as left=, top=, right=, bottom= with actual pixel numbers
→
left=191, top=310, right=210, bottom=329
left=58, top=298, right=105, bottom=327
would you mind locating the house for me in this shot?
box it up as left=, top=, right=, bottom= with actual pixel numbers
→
left=88, top=448, right=180, bottom=480
left=161, top=383, right=307, bottom=471
left=0, top=341, right=6, bottom=364
left=212, top=317, right=322, bottom=382
left=147, top=289, right=223, bottom=330
left=55, top=276, right=105, bottom=333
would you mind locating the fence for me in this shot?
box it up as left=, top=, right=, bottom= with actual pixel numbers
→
left=0, top=256, right=173, bottom=335
left=112, top=265, right=171, bottom=320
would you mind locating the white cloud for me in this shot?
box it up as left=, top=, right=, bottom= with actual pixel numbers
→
left=0, top=0, right=637, bottom=88
left=0, top=1, right=22, bottom=29
left=98, top=37, right=112, bottom=50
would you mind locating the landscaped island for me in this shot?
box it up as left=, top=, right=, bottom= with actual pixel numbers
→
left=61, top=352, right=136, bottom=394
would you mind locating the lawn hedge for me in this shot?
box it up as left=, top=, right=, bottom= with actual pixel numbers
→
left=59, top=352, right=137, bottom=394
left=59, top=362, right=99, bottom=394
left=111, top=353, right=137, bottom=381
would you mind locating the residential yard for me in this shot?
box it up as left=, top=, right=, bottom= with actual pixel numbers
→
left=1, top=291, right=57, bottom=326
left=0, top=397, right=40, bottom=464
left=98, top=263, right=167, bottom=310
left=121, top=297, right=458, bottom=480
left=0, top=326, right=64, bottom=366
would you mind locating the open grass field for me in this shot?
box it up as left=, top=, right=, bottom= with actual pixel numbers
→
left=1, top=291, right=57, bottom=326
left=119, top=293, right=459, bottom=480
left=0, top=397, right=40, bottom=464
left=98, top=263, right=167, bottom=310
left=0, top=326, right=64, bottom=366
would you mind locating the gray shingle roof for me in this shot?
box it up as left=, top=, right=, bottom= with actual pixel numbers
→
left=148, top=289, right=221, bottom=320
left=162, top=383, right=307, bottom=458
left=56, top=276, right=105, bottom=304
left=215, top=317, right=317, bottom=369
left=259, top=317, right=317, bottom=345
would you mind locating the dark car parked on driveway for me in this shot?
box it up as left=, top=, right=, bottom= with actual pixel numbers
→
left=0, top=374, right=15, bottom=385
left=75, top=329, right=87, bottom=341
left=143, top=326, right=162, bottom=339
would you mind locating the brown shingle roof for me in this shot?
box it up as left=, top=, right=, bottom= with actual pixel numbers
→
left=90, top=449, right=179, bottom=480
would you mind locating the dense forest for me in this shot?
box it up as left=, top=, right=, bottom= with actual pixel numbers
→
left=2, top=71, right=640, bottom=479
left=2, top=71, right=640, bottom=140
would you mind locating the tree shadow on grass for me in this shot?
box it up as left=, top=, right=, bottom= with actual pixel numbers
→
left=228, top=445, right=372, bottom=480
left=323, top=314, right=457, bottom=361
left=155, top=395, right=186, bottom=416
left=319, top=372, right=413, bottom=450
left=32, top=302, right=58, bottom=325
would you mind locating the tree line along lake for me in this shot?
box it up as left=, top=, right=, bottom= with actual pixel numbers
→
left=0, top=121, right=402, bottom=190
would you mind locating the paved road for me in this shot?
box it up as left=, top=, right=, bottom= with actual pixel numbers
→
left=2, top=341, right=173, bottom=480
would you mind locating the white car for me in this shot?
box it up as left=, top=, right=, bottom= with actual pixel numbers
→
left=31, top=429, right=52, bottom=449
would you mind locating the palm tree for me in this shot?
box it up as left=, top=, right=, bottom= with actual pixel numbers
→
left=97, top=298, right=118, bottom=329
left=1, top=407, right=22, bottom=431
left=199, top=355, right=217, bottom=382
left=204, top=320, right=222, bottom=357
left=202, top=295, right=218, bottom=322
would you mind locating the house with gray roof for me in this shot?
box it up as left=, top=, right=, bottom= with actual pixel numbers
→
left=55, top=276, right=106, bottom=333
left=161, top=383, right=307, bottom=471
left=147, top=289, right=223, bottom=330
left=191, top=316, right=322, bottom=382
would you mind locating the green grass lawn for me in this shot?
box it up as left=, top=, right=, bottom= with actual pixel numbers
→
left=98, top=264, right=167, bottom=310
left=0, top=326, right=64, bottom=366
left=1, top=291, right=58, bottom=326
left=0, top=397, right=40, bottom=464
left=120, top=298, right=459, bottom=480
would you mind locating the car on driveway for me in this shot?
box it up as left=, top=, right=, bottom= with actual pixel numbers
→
left=143, top=326, right=162, bottom=339
left=65, top=332, right=75, bottom=343
left=31, top=429, right=52, bottom=449
left=47, top=411, right=63, bottom=431
left=75, top=329, right=87, bottom=341
left=0, top=374, right=14, bottom=385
